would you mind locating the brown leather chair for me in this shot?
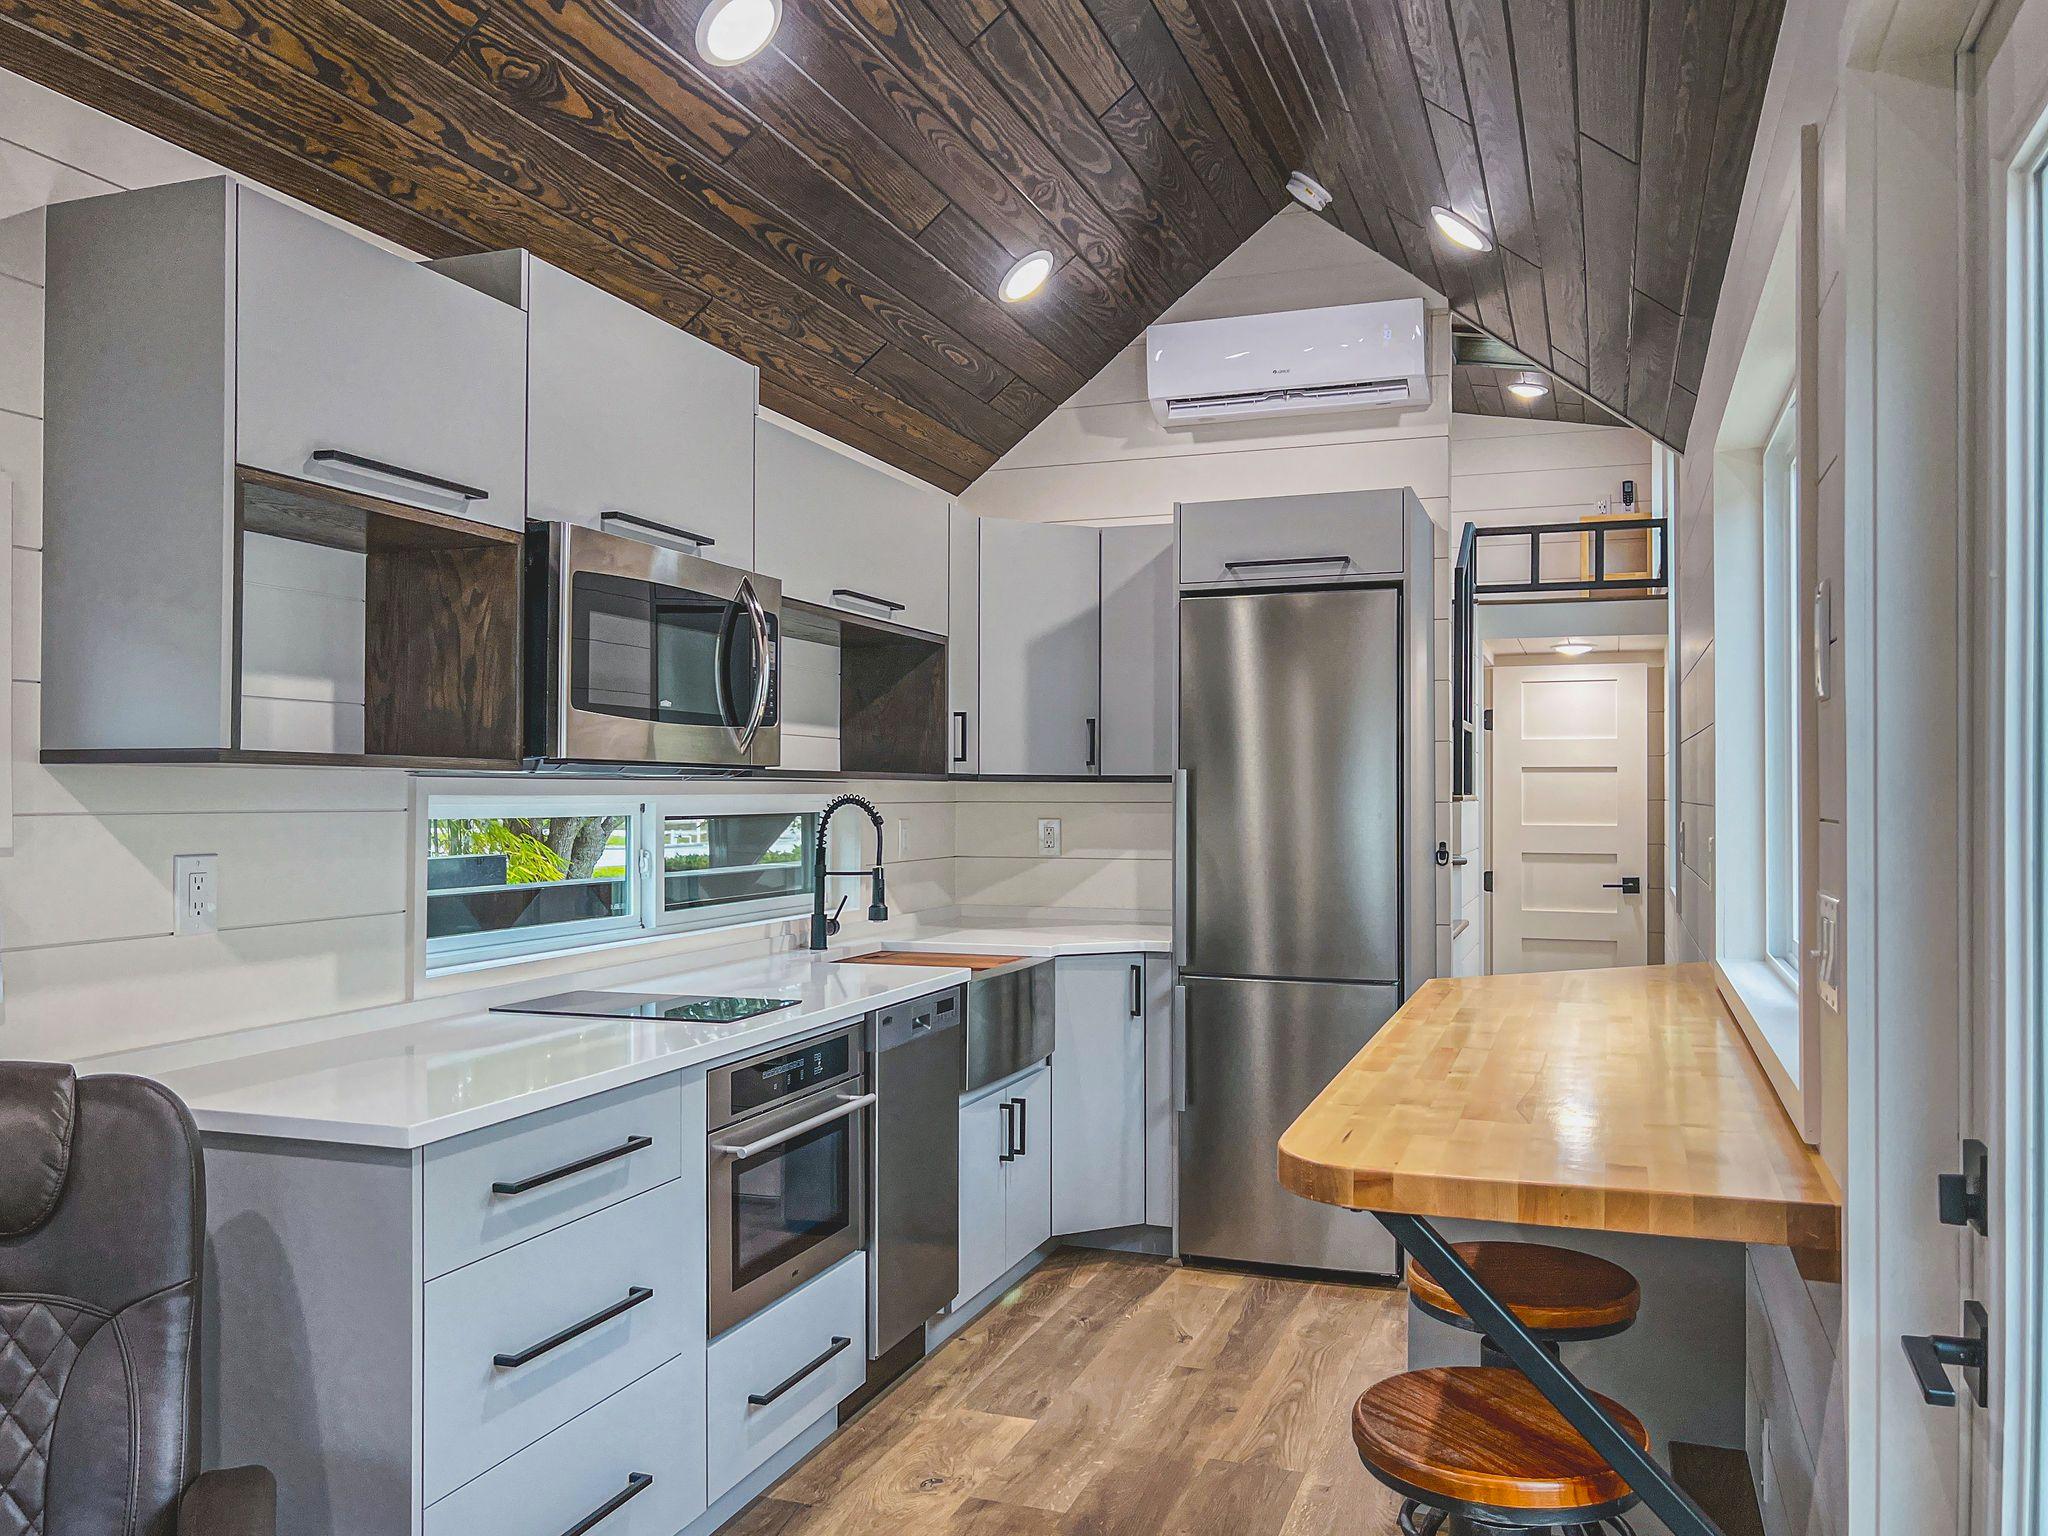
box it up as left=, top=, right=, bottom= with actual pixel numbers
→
left=0, top=1061, right=275, bottom=1536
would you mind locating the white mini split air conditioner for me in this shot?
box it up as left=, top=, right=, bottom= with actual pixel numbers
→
left=1145, top=298, right=1430, bottom=426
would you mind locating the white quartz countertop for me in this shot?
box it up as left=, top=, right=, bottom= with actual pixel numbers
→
left=146, top=922, right=1168, bottom=1149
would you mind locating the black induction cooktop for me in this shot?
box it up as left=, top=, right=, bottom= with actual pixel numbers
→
left=492, top=990, right=800, bottom=1023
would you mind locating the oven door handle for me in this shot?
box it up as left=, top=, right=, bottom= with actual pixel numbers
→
left=711, top=1092, right=874, bottom=1161
left=735, top=576, right=774, bottom=754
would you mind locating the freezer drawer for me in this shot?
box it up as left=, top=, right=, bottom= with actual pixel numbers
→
left=1176, top=977, right=1398, bottom=1274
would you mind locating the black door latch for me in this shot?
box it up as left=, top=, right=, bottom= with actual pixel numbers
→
left=1938, top=1138, right=1990, bottom=1235
left=1902, top=1300, right=1989, bottom=1408
left=1601, top=876, right=1644, bottom=895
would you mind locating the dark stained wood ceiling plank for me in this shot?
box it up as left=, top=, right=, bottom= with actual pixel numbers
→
left=1334, top=0, right=1451, bottom=216
left=1450, top=366, right=1478, bottom=412
left=1182, top=0, right=1311, bottom=172
left=1081, top=0, right=1276, bottom=239
left=1011, top=0, right=1135, bottom=113
left=914, top=202, right=1131, bottom=369
left=1574, top=0, right=1645, bottom=160
left=1269, top=0, right=1355, bottom=122
left=858, top=341, right=1028, bottom=450
left=1146, top=0, right=1293, bottom=180
left=1472, top=379, right=1504, bottom=413
left=1503, top=0, right=1590, bottom=378
left=1396, top=0, right=1468, bottom=119
left=760, top=380, right=970, bottom=490
left=1501, top=245, right=1551, bottom=362
left=1324, top=110, right=1406, bottom=258
left=1624, top=286, right=1679, bottom=443
left=1390, top=209, right=1448, bottom=297
left=1441, top=0, right=1539, bottom=263
left=1580, top=136, right=1638, bottom=406
left=989, top=375, right=1053, bottom=427
left=1216, top=0, right=1326, bottom=173
left=1426, top=107, right=1515, bottom=338
left=1633, top=0, right=1731, bottom=317
left=1099, top=85, right=1239, bottom=262
left=331, top=0, right=486, bottom=70
left=0, top=7, right=475, bottom=258
left=920, top=0, right=1009, bottom=45
left=1666, top=384, right=1698, bottom=444
left=831, top=0, right=1182, bottom=313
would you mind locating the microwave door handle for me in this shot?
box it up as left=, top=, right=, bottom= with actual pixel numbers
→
left=735, top=577, right=773, bottom=753
left=712, top=1092, right=874, bottom=1160
left=710, top=593, right=740, bottom=733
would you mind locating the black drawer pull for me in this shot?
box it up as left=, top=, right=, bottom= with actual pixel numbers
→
left=492, top=1135, right=654, bottom=1196
left=601, top=509, right=714, bottom=547
left=308, top=448, right=487, bottom=502
left=748, top=1336, right=852, bottom=1406
left=832, top=587, right=905, bottom=614
left=560, top=1472, right=653, bottom=1536
left=494, top=1286, right=653, bottom=1369
left=1222, top=554, right=1350, bottom=572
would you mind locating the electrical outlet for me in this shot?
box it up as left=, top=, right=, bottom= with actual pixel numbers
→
left=1037, top=818, right=1062, bottom=856
left=173, top=853, right=219, bottom=936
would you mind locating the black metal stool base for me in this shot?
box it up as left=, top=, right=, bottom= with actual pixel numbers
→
left=1398, top=1499, right=1637, bottom=1536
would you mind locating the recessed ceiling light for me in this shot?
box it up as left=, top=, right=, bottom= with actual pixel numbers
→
left=696, top=0, right=781, bottom=65
left=1506, top=373, right=1550, bottom=401
left=1554, top=639, right=1594, bottom=656
left=1285, top=171, right=1333, bottom=212
left=1430, top=205, right=1493, bottom=253
left=999, top=250, right=1055, bottom=303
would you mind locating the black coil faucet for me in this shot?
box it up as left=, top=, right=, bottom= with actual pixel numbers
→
left=810, top=794, right=887, bottom=949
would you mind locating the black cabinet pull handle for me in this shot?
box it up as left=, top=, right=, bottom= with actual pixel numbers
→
left=953, top=710, right=969, bottom=764
left=748, top=1336, right=852, bottom=1406
left=492, top=1135, right=654, bottom=1196
left=1129, top=963, right=1143, bottom=1018
left=559, top=1473, right=653, bottom=1536
left=832, top=587, right=905, bottom=614
left=308, top=448, right=487, bottom=502
left=601, top=509, right=714, bottom=548
left=1085, top=717, right=1098, bottom=768
left=1011, top=1095, right=1028, bottom=1156
left=494, top=1286, right=653, bottom=1369
left=1222, top=554, right=1350, bottom=572
left=998, top=1100, right=1016, bottom=1163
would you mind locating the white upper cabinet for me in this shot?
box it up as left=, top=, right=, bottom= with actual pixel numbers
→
left=235, top=187, right=526, bottom=531
left=977, top=518, right=1101, bottom=776
left=434, top=252, right=758, bottom=562
left=755, top=420, right=949, bottom=634
left=1099, top=524, right=1175, bottom=776
left=1177, top=488, right=1409, bottom=589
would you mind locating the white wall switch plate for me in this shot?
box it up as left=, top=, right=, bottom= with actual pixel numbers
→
left=173, top=853, right=219, bottom=936
left=1037, top=818, right=1062, bottom=856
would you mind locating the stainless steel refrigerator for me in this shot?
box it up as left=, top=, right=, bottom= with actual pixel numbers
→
left=1173, top=488, right=1435, bottom=1276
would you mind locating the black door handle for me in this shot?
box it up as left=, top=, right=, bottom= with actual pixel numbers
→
left=1011, top=1095, right=1028, bottom=1156
left=308, top=448, right=488, bottom=502
left=998, top=1100, right=1015, bottom=1163
left=1902, top=1301, right=1989, bottom=1407
left=492, top=1135, right=653, bottom=1196
left=747, top=1336, right=852, bottom=1405
left=1130, top=962, right=1143, bottom=1018
left=559, top=1473, right=652, bottom=1536
left=1085, top=717, right=1098, bottom=769
left=1601, top=877, right=1644, bottom=894
left=953, top=710, right=969, bottom=764
left=494, top=1286, right=654, bottom=1369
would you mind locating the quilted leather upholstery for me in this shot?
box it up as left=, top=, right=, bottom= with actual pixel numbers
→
left=0, top=1069, right=206, bottom=1536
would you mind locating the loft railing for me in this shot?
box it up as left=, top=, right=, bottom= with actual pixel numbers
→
left=1450, top=515, right=1669, bottom=798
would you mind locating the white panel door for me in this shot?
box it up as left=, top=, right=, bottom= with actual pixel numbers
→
left=1051, top=954, right=1145, bottom=1235
left=1002, top=1065, right=1054, bottom=1265
left=955, top=1087, right=1008, bottom=1306
left=1491, top=662, right=1650, bottom=972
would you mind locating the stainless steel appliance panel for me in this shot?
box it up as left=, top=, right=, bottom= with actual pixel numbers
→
left=1178, top=584, right=1402, bottom=982
left=869, top=988, right=963, bottom=1357
left=1175, top=976, right=1398, bottom=1273
left=963, top=960, right=1054, bottom=1093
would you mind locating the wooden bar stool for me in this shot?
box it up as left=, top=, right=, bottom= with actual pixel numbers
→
left=1353, top=1366, right=1648, bottom=1534
left=1407, top=1242, right=1641, bottom=1368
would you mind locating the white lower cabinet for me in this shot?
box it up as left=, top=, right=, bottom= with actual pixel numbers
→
left=957, top=1064, right=1053, bottom=1306
left=423, top=1356, right=705, bottom=1536
left=1051, top=955, right=1146, bottom=1235
left=705, top=1253, right=868, bottom=1501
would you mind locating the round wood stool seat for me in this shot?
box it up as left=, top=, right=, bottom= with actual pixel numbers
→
left=1353, top=1367, right=1648, bottom=1529
left=1407, top=1242, right=1641, bottom=1340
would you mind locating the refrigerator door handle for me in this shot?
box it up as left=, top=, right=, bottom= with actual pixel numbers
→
left=1172, top=984, right=1190, bottom=1111
left=1173, top=769, right=1191, bottom=967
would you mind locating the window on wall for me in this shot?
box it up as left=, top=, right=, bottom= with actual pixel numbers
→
left=424, top=797, right=819, bottom=970
left=1762, top=397, right=1802, bottom=977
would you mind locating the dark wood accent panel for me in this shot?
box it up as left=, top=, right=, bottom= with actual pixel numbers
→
left=365, top=539, right=525, bottom=761
left=1634, top=0, right=1732, bottom=315
left=839, top=624, right=950, bottom=775
left=1580, top=135, right=1639, bottom=405
left=1574, top=0, right=1646, bottom=160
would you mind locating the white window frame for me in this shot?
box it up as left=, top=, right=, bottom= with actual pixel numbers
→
left=1761, top=393, right=1803, bottom=982
left=418, top=785, right=826, bottom=977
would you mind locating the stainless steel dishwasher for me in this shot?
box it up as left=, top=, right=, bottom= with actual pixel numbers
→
left=868, top=987, right=964, bottom=1358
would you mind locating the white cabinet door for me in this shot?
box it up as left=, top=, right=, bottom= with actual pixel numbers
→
left=1176, top=489, right=1407, bottom=588
left=234, top=188, right=526, bottom=531
left=1052, top=955, right=1146, bottom=1235
left=978, top=519, right=1101, bottom=775
left=755, top=420, right=950, bottom=634
left=948, top=505, right=979, bottom=772
left=522, top=258, right=757, bottom=563
left=1002, top=1066, right=1054, bottom=1265
left=1142, top=956, right=1176, bottom=1228
left=1099, top=524, right=1175, bottom=776
left=956, top=1087, right=1009, bottom=1306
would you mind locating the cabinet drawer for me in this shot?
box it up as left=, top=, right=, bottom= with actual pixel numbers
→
left=424, top=1183, right=689, bottom=1503
left=705, top=1253, right=867, bottom=1501
left=235, top=187, right=526, bottom=531
left=424, top=1356, right=706, bottom=1536
left=1178, top=491, right=1406, bottom=587
left=424, top=1075, right=684, bottom=1279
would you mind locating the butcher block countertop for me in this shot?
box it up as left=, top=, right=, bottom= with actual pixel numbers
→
left=1278, top=963, right=1843, bottom=1279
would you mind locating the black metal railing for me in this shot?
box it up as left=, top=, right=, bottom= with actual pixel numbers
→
left=1450, top=516, right=1668, bottom=799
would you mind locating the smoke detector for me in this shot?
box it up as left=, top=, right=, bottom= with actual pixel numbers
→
left=1286, top=171, right=1334, bottom=212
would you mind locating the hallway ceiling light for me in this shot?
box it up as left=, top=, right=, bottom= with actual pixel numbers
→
left=1506, top=373, right=1550, bottom=401
left=696, top=0, right=781, bottom=65
left=1429, top=206, right=1493, bottom=253
left=999, top=249, right=1055, bottom=303
left=1553, top=639, right=1594, bottom=656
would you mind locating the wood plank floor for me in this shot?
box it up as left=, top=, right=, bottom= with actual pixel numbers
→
left=727, top=1251, right=1412, bottom=1536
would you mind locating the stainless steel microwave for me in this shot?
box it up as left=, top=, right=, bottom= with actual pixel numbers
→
left=526, top=521, right=781, bottom=767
